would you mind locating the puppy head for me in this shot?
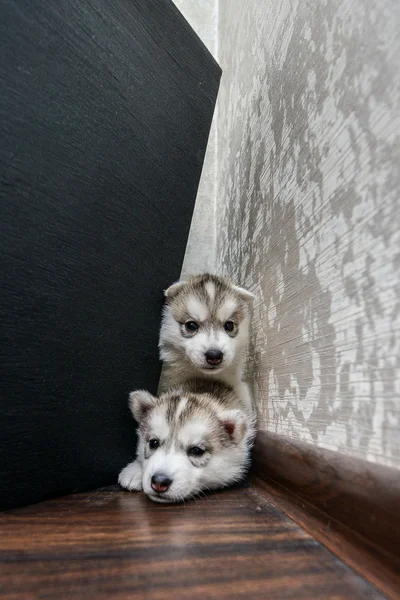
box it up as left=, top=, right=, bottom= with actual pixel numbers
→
left=130, top=389, right=250, bottom=503
left=159, top=274, right=255, bottom=374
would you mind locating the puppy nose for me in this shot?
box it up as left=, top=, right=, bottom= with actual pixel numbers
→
left=205, top=349, right=223, bottom=365
left=151, top=473, right=172, bottom=494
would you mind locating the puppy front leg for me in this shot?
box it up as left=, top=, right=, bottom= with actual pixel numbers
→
left=118, top=460, right=143, bottom=491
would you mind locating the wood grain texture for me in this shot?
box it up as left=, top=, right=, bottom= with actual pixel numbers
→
left=0, top=484, right=383, bottom=599
left=0, top=0, right=220, bottom=510
left=252, top=431, right=400, bottom=598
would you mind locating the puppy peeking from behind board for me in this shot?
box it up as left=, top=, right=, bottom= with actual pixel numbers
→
left=119, top=274, right=256, bottom=503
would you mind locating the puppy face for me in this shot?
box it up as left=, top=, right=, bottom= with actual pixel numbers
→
left=130, top=390, right=250, bottom=503
left=160, top=274, right=254, bottom=373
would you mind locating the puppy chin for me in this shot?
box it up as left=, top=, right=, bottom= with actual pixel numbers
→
left=199, top=365, right=224, bottom=374
left=144, top=484, right=172, bottom=503
left=147, top=493, right=173, bottom=504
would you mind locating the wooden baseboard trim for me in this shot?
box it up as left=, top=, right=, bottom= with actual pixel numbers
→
left=251, top=431, right=400, bottom=599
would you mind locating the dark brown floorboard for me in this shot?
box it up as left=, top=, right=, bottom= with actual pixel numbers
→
left=0, top=484, right=384, bottom=599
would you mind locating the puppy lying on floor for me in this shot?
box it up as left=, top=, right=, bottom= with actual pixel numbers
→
left=119, top=274, right=256, bottom=503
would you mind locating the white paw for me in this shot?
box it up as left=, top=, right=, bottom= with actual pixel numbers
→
left=118, top=461, right=143, bottom=491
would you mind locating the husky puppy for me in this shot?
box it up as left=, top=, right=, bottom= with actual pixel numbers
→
left=118, top=379, right=255, bottom=503
left=159, top=274, right=255, bottom=415
left=119, top=274, right=256, bottom=502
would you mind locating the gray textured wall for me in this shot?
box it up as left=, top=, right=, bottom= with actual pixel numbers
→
left=216, top=0, right=400, bottom=468
left=174, top=0, right=400, bottom=468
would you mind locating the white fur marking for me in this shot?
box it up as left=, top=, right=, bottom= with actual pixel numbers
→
left=187, top=296, right=209, bottom=322
left=179, top=420, right=209, bottom=447
left=217, top=299, right=237, bottom=322
left=149, top=409, right=170, bottom=440
left=174, top=397, right=188, bottom=421
left=205, top=282, right=215, bottom=303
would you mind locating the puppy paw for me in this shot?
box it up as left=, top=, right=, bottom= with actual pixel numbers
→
left=118, top=461, right=143, bottom=491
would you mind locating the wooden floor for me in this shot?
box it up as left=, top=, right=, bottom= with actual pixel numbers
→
left=0, top=483, right=383, bottom=599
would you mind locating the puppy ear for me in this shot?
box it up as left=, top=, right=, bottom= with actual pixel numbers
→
left=129, top=390, right=157, bottom=423
left=219, top=410, right=248, bottom=443
left=232, top=285, right=255, bottom=303
left=164, top=280, right=186, bottom=299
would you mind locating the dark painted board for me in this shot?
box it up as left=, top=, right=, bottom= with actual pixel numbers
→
left=0, top=485, right=382, bottom=599
left=0, top=0, right=221, bottom=510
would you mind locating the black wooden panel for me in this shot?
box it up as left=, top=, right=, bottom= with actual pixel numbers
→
left=0, top=0, right=221, bottom=510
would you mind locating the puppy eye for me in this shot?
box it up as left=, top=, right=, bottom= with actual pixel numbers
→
left=224, top=321, right=235, bottom=332
left=188, top=446, right=205, bottom=457
left=185, top=321, right=199, bottom=332
left=149, top=438, right=159, bottom=450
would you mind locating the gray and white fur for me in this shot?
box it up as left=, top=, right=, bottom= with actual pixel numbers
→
left=119, top=274, right=256, bottom=502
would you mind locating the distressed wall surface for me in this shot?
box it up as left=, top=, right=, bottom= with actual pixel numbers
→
left=216, top=0, right=400, bottom=467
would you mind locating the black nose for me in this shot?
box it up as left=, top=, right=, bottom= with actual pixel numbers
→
left=205, top=349, right=223, bottom=365
left=151, top=473, right=172, bottom=494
